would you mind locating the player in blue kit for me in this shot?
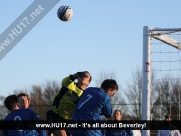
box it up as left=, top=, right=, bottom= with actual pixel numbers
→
left=71, top=79, right=118, bottom=136
left=3, top=94, right=46, bottom=136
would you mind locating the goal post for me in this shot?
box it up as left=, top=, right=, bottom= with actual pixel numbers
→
left=142, top=26, right=181, bottom=136
left=142, top=26, right=151, bottom=120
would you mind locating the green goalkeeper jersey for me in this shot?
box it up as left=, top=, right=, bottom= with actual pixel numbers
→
left=51, top=75, right=83, bottom=119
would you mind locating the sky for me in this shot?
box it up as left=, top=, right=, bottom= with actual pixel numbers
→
left=0, top=0, right=181, bottom=97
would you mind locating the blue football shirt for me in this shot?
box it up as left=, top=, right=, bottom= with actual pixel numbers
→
left=3, top=108, right=46, bottom=136
left=71, top=87, right=112, bottom=136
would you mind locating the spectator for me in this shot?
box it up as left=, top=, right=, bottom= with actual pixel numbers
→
left=157, top=114, right=181, bottom=136
left=105, top=110, right=134, bottom=136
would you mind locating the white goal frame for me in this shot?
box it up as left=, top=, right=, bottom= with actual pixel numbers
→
left=142, top=26, right=181, bottom=136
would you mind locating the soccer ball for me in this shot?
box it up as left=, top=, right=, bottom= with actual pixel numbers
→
left=57, top=5, right=73, bottom=21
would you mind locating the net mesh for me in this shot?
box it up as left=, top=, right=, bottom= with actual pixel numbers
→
left=150, top=30, right=181, bottom=120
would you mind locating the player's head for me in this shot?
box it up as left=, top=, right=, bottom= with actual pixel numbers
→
left=101, top=79, right=118, bottom=97
left=114, top=110, right=122, bottom=121
left=77, top=71, right=92, bottom=90
left=17, top=93, right=30, bottom=109
left=165, top=113, right=172, bottom=121
left=165, top=113, right=172, bottom=126
left=4, top=94, right=19, bottom=111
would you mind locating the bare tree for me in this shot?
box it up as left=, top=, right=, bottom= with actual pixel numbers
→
left=28, top=81, right=61, bottom=120
left=29, top=85, right=44, bottom=105
left=123, top=68, right=142, bottom=120
left=43, top=80, right=60, bottom=105
left=0, top=95, right=5, bottom=105
left=95, top=71, right=117, bottom=87
left=123, top=67, right=157, bottom=120
left=153, top=75, right=181, bottom=120
left=0, top=95, right=8, bottom=120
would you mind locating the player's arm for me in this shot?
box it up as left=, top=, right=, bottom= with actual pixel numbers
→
left=62, top=71, right=87, bottom=87
left=62, top=75, right=75, bottom=87
left=102, top=97, right=112, bottom=118
left=69, top=89, right=83, bottom=103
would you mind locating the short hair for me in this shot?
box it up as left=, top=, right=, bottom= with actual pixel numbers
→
left=86, top=71, right=92, bottom=82
left=101, top=79, right=118, bottom=91
left=4, top=95, right=18, bottom=111
left=114, top=110, right=122, bottom=115
left=17, top=93, right=30, bottom=104
left=77, top=71, right=92, bottom=82
left=165, top=113, right=172, bottom=119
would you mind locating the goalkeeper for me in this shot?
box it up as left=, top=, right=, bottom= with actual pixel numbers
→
left=47, top=71, right=92, bottom=136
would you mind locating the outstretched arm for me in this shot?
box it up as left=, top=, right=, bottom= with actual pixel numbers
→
left=62, top=71, right=88, bottom=88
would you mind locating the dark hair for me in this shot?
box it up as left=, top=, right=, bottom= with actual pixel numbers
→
left=4, top=95, right=18, bottom=111
left=101, top=79, right=118, bottom=91
left=84, top=71, right=92, bottom=82
left=17, top=93, right=30, bottom=104
left=77, top=71, right=92, bottom=82
left=165, top=113, right=172, bottom=119
left=88, top=73, right=92, bottom=82
left=114, top=110, right=122, bottom=115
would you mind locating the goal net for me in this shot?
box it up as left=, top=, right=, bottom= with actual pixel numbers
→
left=142, top=26, right=181, bottom=136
